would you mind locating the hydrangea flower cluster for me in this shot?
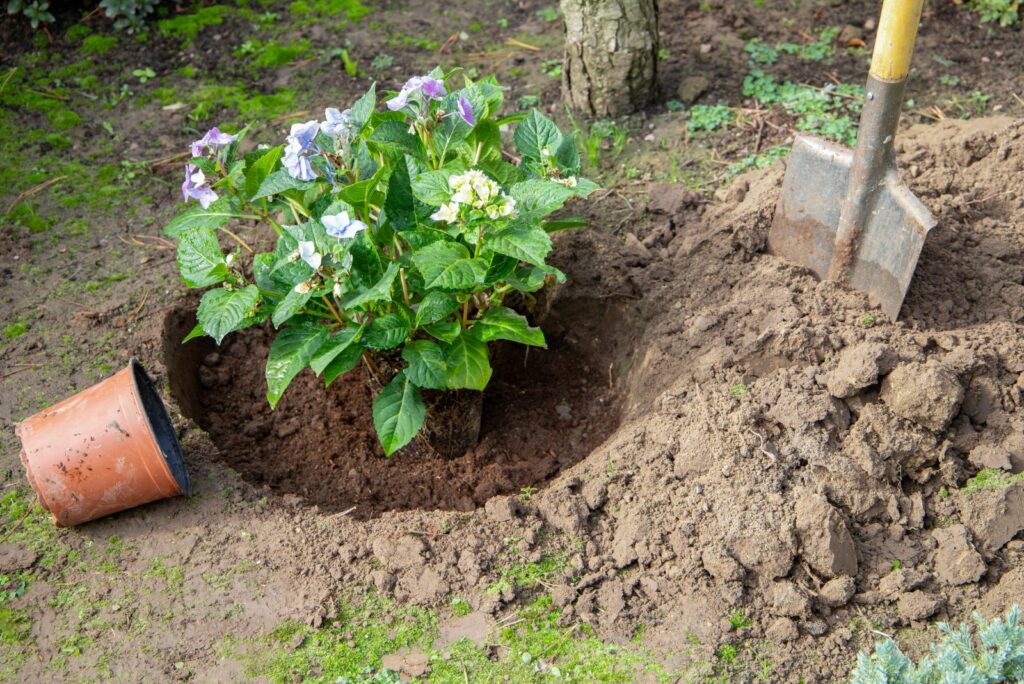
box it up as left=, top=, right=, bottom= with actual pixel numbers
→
left=431, top=169, right=516, bottom=224
left=166, top=68, right=597, bottom=457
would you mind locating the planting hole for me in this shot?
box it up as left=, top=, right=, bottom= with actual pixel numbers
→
left=163, top=284, right=636, bottom=519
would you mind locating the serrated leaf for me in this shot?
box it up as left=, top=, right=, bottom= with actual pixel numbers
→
left=176, top=226, right=228, bottom=288
left=483, top=252, right=518, bottom=285
left=554, top=132, right=581, bottom=174
left=514, top=109, right=562, bottom=162
left=369, top=120, right=425, bottom=159
left=411, top=240, right=486, bottom=291
left=510, top=179, right=575, bottom=219
left=445, top=328, right=492, bottom=390
left=266, top=323, right=328, bottom=408
left=475, top=306, right=546, bottom=347
left=486, top=225, right=552, bottom=266
left=402, top=339, right=447, bottom=390
left=252, top=170, right=315, bottom=201
left=342, top=261, right=400, bottom=309
left=506, top=264, right=565, bottom=292
left=412, top=169, right=452, bottom=207
left=197, top=285, right=260, bottom=344
left=349, top=82, right=376, bottom=130
left=384, top=155, right=432, bottom=232
left=245, top=145, right=284, bottom=199
left=478, top=158, right=527, bottom=188
left=310, top=326, right=364, bottom=375
left=164, top=197, right=234, bottom=238
left=425, top=320, right=460, bottom=343
left=271, top=287, right=312, bottom=328
left=415, top=291, right=460, bottom=327
left=372, top=370, right=426, bottom=456
left=363, top=313, right=410, bottom=349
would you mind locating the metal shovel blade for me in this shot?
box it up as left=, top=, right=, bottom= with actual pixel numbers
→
left=768, top=134, right=935, bottom=320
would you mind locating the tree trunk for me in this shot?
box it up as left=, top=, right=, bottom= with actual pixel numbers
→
left=560, top=0, right=659, bottom=118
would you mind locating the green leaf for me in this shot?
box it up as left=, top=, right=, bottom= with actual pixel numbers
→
left=478, top=158, right=527, bottom=188
left=322, top=343, right=363, bottom=386
left=271, top=287, right=312, bottom=328
left=510, top=179, right=575, bottom=220
left=445, top=328, right=492, bottom=390
left=343, top=261, right=400, bottom=309
left=311, top=325, right=363, bottom=374
left=369, top=120, right=425, bottom=160
left=483, top=252, right=518, bottom=285
left=542, top=216, right=588, bottom=232
left=372, top=370, right=426, bottom=456
left=164, top=197, right=234, bottom=238
left=514, top=109, right=562, bottom=162
left=554, top=132, right=581, bottom=174
left=384, top=155, right=431, bottom=232
left=475, top=306, right=546, bottom=347
left=415, top=291, right=460, bottom=327
left=266, top=323, right=329, bottom=409
left=245, top=145, right=284, bottom=199
left=506, top=264, right=565, bottom=292
left=182, top=323, right=207, bottom=343
left=197, top=285, right=260, bottom=345
left=349, top=82, right=377, bottom=130
left=363, top=313, right=410, bottom=349
left=433, top=93, right=474, bottom=160
left=572, top=177, right=600, bottom=198
left=424, top=320, right=460, bottom=343
left=177, top=226, right=228, bottom=288
left=402, top=339, right=447, bottom=390
left=252, top=170, right=314, bottom=201
left=411, top=241, right=486, bottom=291
left=486, top=225, right=552, bottom=266
left=412, top=169, right=453, bottom=207
left=349, top=230, right=386, bottom=289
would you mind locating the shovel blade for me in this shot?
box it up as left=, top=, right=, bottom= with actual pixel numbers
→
left=768, top=135, right=935, bottom=320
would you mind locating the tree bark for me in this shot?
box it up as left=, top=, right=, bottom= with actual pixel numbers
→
left=560, top=0, right=659, bottom=118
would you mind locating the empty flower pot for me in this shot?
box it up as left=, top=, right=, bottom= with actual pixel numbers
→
left=15, top=359, right=192, bottom=527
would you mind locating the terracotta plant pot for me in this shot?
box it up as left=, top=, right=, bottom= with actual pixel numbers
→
left=15, top=359, right=191, bottom=527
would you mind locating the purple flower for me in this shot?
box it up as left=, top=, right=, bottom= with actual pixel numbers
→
left=181, top=164, right=218, bottom=208
left=456, top=94, right=475, bottom=125
left=323, top=211, right=368, bottom=240
left=282, top=120, right=321, bottom=181
left=190, top=127, right=236, bottom=158
left=386, top=76, right=447, bottom=112
left=322, top=107, right=352, bottom=138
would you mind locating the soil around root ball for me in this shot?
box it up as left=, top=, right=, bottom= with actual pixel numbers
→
left=164, top=273, right=638, bottom=518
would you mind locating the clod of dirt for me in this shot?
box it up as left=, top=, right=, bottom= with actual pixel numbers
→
left=818, top=576, right=856, bottom=607
left=771, top=581, right=811, bottom=618
left=794, top=491, right=858, bottom=579
left=766, top=617, right=799, bottom=643
left=932, top=525, right=987, bottom=586
left=960, top=482, right=1024, bottom=554
left=0, top=543, right=37, bottom=572
left=824, top=342, right=895, bottom=398
left=897, top=590, right=944, bottom=622
left=968, top=443, right=1014, bottom=471
left=879, top=568, right=930, bottom=598
left=880, top=361, right=965, bottom=431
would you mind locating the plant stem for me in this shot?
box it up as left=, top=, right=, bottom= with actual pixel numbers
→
left=399, top=268, right=411, bottom=307
left=217, top=227, right=253, bottom=253
left=322, top=296, right=345, bottom=326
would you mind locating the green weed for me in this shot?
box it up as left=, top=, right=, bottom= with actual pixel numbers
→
left=967, top=0, right=1019, bottom=26
left=963, top=468, right=1024, bottom=494
left=688, top=104, right=735, bottom=132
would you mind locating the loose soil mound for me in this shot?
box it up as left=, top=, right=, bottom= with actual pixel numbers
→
left=118, top=116, right=1021, bottom=681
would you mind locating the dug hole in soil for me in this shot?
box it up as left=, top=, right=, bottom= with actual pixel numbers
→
left=156, top=117, right=1024, bottom=680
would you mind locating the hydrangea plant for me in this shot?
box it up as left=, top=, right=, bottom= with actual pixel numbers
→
left=165, top=69, right=596, bottom=455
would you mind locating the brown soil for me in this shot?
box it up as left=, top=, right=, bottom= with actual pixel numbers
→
left=163, top=273, right=633, bottom=518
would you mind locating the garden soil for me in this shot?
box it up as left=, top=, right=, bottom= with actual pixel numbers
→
left=10, top=115, right=1020, bottom=682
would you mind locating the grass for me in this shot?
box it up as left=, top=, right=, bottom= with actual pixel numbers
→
left=486, top=553, right=566, bottom=595
left=962, top=467, right=1024, bottom=494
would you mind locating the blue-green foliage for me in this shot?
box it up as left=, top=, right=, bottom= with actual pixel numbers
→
left=99, top=0, right=161, bottom=32
left=850, top=606, right=1024, bottom=684
left=6, top=0, right=54, bottom=27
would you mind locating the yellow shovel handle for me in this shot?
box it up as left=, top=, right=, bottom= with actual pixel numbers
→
left=870, top=0, right=925, bottom=81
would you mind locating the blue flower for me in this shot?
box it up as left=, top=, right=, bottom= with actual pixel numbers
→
left=456, top=94, right=475, bottom=125
left=181, top=164, right=218, bottom=208
left=322, top=108, right=353, bottom=138
left=190, top=127, right=236, bottom=158
left=386, top=76, right=447, bottom=112
left=323, top=211, right=368, bottom=240
left=283, top=120, right=321, bottom=181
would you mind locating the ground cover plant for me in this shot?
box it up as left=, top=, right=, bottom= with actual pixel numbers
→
left=166, top=68, right=596, bottom=454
